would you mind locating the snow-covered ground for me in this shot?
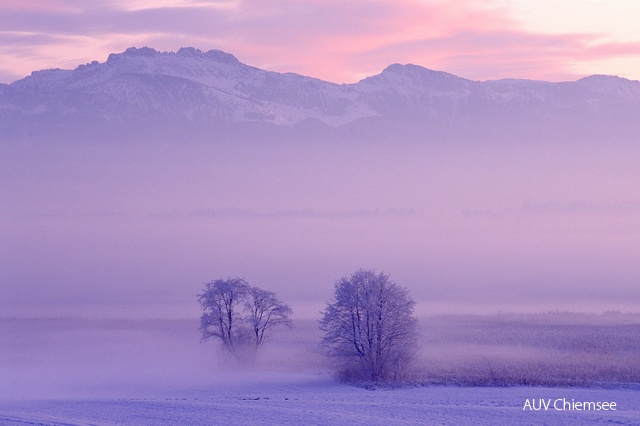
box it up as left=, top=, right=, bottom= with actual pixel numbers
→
left=2, top=316, right=638, bottom=425
left=1, top=374, right=639, bottom=425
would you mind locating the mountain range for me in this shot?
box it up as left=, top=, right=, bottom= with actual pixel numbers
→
left=2, top=46, right=640, bottom=143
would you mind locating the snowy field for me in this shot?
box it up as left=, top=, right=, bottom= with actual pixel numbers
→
left=1, top=376, right=639, bottom=425
left=2, top=316, right=639, bottom=425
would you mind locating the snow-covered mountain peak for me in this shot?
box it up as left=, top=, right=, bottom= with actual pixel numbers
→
left=116, top=46, right=159, bottom=58
left=10, top=68, right=73, bottom=91
left=578, top=74, right=627, bottom=84
left=380, top=63, right=454, bottom=79
left=575, top=74, right=640, bottom=98
left=49, top=46, right=255, bottom=96
left=191, top=48, right=240, bottom=65
left=104, top=46, right=243, bottom=74
left=358, top=63, right=471, bottom=95
left=114, top=46, right=242, bottom=66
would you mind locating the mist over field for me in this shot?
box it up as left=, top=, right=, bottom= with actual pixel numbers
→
left=3, top=133, right=640, bottom=318
left=3, top=313, right=640, bottom=400
left=0, top=317, right=325, bottom=401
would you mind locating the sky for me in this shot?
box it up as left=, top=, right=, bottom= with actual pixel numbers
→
left=1, top=0, right=640, bottom=84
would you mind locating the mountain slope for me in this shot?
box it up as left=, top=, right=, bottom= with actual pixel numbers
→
left=1, top=46, right=640, bottom=143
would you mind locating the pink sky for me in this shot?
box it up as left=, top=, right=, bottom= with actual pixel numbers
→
left=1, top=0, right=639, bottom=84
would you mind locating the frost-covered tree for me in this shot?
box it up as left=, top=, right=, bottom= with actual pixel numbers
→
left=319, top=269, right=419, bottom=382
left=246, top=286, right=294, bottom=348
left=198, top=277, right=292, bottom=361
left=198, top=278, right=250, bottom=352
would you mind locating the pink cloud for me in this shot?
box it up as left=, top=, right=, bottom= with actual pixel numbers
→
left=206, top=0, right=518, bottom=80
left=212, top=0, right=640, bottom=82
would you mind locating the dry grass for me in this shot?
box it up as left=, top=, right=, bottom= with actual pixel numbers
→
left=412, top=312, right=640, bottom=387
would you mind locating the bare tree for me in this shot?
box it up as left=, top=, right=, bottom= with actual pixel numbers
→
left=197, top=278, right=250, bottom=352
left=319, top=269, right=419, bottom=382
left=246, top=286, right=294, bottom=348
left=198, top=277, right=292, bottom=361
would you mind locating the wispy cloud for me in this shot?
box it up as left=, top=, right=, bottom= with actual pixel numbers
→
left=11, top=208, right=420, bottom=221
left=463, top=201, right=640, bottom=218
left=170, top=207, right=419, bottom=220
